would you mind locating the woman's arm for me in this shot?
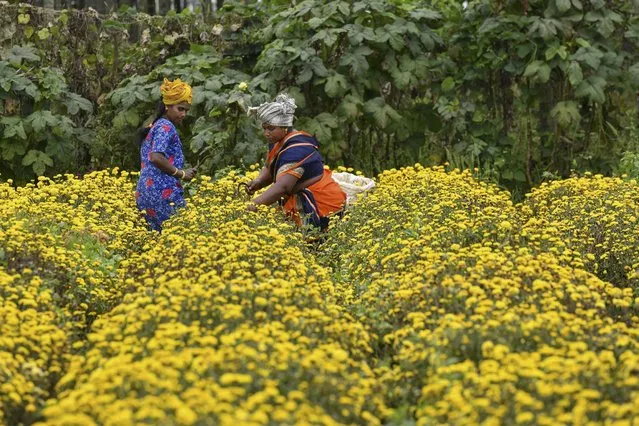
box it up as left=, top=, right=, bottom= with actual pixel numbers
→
left=250, top=174, right=298, bottom=208
left=149, top=153, right=196, bottom=180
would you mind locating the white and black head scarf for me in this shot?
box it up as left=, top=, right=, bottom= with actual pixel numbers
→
left=247, top=93, right=297, bottom=127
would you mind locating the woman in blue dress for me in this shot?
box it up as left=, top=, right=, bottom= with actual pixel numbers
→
left=135, top=78, right=197, bottom=231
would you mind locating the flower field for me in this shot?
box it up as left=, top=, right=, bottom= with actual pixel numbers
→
left=1, top=166, right=638, bottom=425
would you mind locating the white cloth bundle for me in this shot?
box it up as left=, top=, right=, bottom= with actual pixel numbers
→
left=247, top=93, right=297, bottom=127
left=331, top=172, right=376, bottom=206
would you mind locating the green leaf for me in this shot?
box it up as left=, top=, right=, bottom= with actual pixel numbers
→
left=472, top=109, right=484, bottom=123
left=567, top=61, right=583, bottom=86
left=0, top=139, right=27, bottom=160
left=364, top=97, right=401, bottom=129
left=337, top=1, right=350, bottom=15
left=325, top=72, right=349, bottom=98
left=337, top=95, right=363, bottom=122
left=27, top=111, right=57, bottom=133
left=21, top=149, right=37, bottom=165
left=0, top=23, right=17, bottom=41
left=125, top=110, right=139, bottom=127
left=479, top=18, right=500, bottom=34
left=190, top=121, right=212, bottom=152
left=37, top=28, right=50, bottom=40
left=40, top=68, right=68, bottom=97
left=113, top=111, right=128, bottom=129
left=571, top=46, right=603, bottom=70
left=528, top=18, right=561, bottom=40
left=296, top=67, right=313, bottom=85
left=556, top=0, right=571, bottom=13
left=2, top=117, right=27, bottom=140
left=536, top=64, right=551, bottom=83
left=5, top=46, right=40, bottom=65
left=575, top=76, right=606, bottom=103
left=309, top=57, right=328, bottom=78
left=391, top=67, right=412, bottom=89
left=523, top=60, right=551, bottom=83
left=297, top=113, right=340, bottom=143
left=205, top=79, right=223, bottom=92
left=545, top=44, right=567, bottom=61
left=22, top=149, right=53, bottom=176
left=387, top=32, right=405, bottom=51
left=550, top=101, right=580, bottom=128
left=516, top=44, right=534, bottom=59
left=576, top=38, right=590, bottom=48
left=409, top=8, right=442, bottom=21
left=311, top=28, right=346, bottom=46
left=63, top=93, right=93, bottom=115
left=441, top=77, right=455, bottom=92
left=314, top=112, right=338, bottom=129
left=308, top=17, right=325, bottom=29
left=524, top=60, right=541, bottom=77
left=339, top=46, right=372, bottom=75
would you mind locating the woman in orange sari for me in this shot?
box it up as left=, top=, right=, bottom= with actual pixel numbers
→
left=246, top=94, right=346, bottom=230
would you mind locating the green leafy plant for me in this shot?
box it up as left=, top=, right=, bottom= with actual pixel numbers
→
left=428, top=0, right=639, bottom=193
left=0, top=46, right=93, bottom=180
left=94, top=45, right=271, bottom=174
left=253, top=0, right=443, bottom=173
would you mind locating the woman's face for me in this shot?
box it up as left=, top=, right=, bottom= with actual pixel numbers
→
left=165, top=102, right=190, bottom=125
left=262, top=123, right=288, bottom=144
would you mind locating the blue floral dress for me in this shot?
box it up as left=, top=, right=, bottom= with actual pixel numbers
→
left=135, top=118, right=186, bottom=231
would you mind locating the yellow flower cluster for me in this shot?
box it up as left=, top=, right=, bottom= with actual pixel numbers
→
left=322, top=166, right=639, bottom=424
left=322, top=165, right=518, bottom=287
left=0, top=270, right=67, bottom=425
left=1, top=165, right=638, bottom=425
left=0, top=170, right=149, bottom=425
left=521, top=174, right=639, bottom=287
left=40, top=171, right=388, bottom=425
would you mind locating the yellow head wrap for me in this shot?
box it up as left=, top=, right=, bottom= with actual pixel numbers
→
left=160, top=78, right=192, bottom=105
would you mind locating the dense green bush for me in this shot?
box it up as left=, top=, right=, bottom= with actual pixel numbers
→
left=253, top=0, right=443, bottom=171
left=0, top=46, right=93, bottom=181
left=430, top=0, right=639, bottom=191
left=1, top=0, right=638, bottom=189
left=93, top=45, right=271, bottom=172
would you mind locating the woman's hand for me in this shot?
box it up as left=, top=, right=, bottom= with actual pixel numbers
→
left=182, top=168, right=197, bottom=181
left=246, top=179, right=261, bottom=195
left=246, top=166, right=272, bottom=195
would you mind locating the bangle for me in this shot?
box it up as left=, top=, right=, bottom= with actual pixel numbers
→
left=180, top=170, right=186, bottom=179
left=172, top=167, right=179, bottom=176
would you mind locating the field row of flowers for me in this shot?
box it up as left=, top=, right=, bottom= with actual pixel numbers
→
left=1, top=166, right=638, bottom=425
left=322, top=166, right=639, bottom=424
left=0, top=171, right=153, bottom=425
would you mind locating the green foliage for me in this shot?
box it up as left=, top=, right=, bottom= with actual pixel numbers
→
left=0, top=2, right=260, bottom=103
left=253, top=0, right=443, bottom=172
left=94, top=45, right=271, bottom=174
left=430, top=0, right=638, bottom=192
left=0, top=46, right=93, bottom=180
left=1, top=0, right=638, bottom=191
